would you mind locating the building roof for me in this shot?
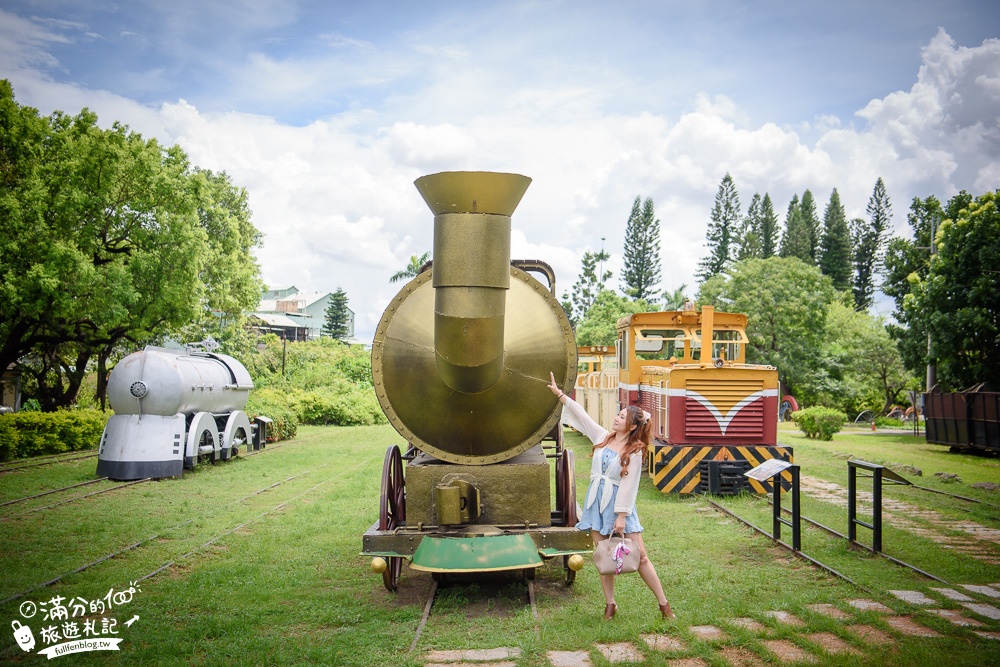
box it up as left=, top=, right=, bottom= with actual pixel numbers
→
left=251, top=313, right=306, bottom=328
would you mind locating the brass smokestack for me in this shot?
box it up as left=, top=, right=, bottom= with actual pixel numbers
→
left=414, top=172, right=532, bottom=394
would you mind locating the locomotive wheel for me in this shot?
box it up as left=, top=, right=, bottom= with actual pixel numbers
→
left=379, top=445, right=406, bottom=591
left=555, top=448, right=578, bottom=527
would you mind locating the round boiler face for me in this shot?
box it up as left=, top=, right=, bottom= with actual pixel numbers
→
left=372, top=267, right=576, bottom=465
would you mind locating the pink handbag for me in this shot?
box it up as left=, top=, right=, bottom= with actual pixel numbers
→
left=592, top=534, right=640, bottom=575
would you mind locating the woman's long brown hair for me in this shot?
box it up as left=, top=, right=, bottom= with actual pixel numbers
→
left=594, top=405, right=652, bottom=475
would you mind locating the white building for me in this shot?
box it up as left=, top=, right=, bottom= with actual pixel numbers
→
left=252, top=286, right=355, bottom=341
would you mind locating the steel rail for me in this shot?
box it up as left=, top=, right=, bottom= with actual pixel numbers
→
left=133, top=472, right=336, bottom=585
left=0, top=477, right=108, bottom=508
left=0, top=468, right=316, bottom=607
left=756, top=496, right=948, bottom=583
left=0, top=449, right=98, bottom=468
left=1, top=479, right=152, bottom=520
left=907, top=483, right=1000, bottom=510
left=706, top=499, right=875, bottom=594
left=0, top=452, right=98, bottom=474
left=409, top=581, right=438, bottom=653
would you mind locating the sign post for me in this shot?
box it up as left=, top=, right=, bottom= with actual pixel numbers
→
left=746, top=459, right=800, bottom=551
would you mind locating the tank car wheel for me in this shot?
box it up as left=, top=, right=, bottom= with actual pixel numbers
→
left=555, top=448, right=578, bottom=526
left=562, top=556, right=577, bottom=586
left=379, top=445, right=406, bottom=591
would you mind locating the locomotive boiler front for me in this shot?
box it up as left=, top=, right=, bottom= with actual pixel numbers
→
left=364, top=172, right=588, bottom=589
left=97, top=346, right=255, bottom=481
left=372, top=171, right=577, bottom=465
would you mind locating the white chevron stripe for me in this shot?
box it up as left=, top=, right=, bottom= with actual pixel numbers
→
left=683, top=390, right=769, bottom=435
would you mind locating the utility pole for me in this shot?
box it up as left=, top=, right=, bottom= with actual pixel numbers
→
left=926, top=215, right=938, bottom=393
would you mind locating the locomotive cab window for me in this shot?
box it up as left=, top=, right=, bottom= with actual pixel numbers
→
left=635, top=329, right=685, bottom=361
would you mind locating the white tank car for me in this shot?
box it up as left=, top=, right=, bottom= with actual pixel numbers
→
left=96, top=346, right=257, bottom=480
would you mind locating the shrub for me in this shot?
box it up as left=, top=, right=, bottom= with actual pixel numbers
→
left=0, top=409, right=109, bottom=461
left=295, top=381, right=387, bottom=426
left=792, top=406, right=846, bottom=441
left=244, top=388, right=299, bottom=442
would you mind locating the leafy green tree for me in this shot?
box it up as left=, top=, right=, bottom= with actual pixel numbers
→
left=322, top=287, right=351, bottom=342
left=390, top=251, right=431, bottom=283
left=0, top=81, right=263, bottom=410
left=621, top=196, right=661, bottom=300
left=735, top=193, right=762, bottom=261
left=576, top=290, right=658, bottom=346
left=562, top=249, right=612, bottom=325
left=852, top=177, right=892, bottom=311
left=818, top=189, right=852, bottom=291
left=779, top=194, right=813, bottom=263
left=698, top=257, right=836, bottom=405
left=759, top=193, right=780, bottom=258
left=697, top=174, right=741, bottom=282
left=883, top=193, right=974, bottom=380
left=903, top=190, right=1000, bottom=390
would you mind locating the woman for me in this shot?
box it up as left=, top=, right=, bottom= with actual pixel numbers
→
left=548, top=372, right=675, bottom=621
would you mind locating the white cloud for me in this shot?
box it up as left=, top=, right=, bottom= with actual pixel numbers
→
left=4, top=16, right=998, bottom=343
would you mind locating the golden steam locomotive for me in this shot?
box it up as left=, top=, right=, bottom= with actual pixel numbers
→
left=362, top=172, right=591, bottom=591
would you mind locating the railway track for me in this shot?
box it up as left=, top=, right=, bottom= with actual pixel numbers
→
left=0, top=450, right=98, bottom=474
left=0, top=440, right=294, bottom=517
left=0, top=465, right=322, bottom=608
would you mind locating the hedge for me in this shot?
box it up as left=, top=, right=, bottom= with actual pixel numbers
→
left=792, top=406, right=847, bottom=441
left=0, top=410, right=109, bottom=461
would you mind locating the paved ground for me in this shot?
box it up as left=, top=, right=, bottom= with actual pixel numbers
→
left=420, top=585, right=1000, bottom=666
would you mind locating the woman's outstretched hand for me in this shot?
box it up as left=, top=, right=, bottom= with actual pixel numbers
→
left=547, top=371, right=563, bottom=398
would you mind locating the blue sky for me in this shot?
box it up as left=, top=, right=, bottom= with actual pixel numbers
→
left=2, top=1, right=999, bottom=340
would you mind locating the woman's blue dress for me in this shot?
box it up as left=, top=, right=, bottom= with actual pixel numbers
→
left=575, top=447, right=644, bottom=536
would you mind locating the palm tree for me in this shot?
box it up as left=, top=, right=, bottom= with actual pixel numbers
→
left=662, top=284, right=689, bottom=311
left=390, top=252, right=431, bottom=283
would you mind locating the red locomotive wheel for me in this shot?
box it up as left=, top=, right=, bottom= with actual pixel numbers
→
left=379, top=445, right=406, bottom=591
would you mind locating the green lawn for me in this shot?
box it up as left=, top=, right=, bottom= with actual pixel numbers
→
left=1, top=424, right=998, bottom=665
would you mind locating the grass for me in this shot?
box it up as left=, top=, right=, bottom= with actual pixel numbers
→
left=0, top=424, right=997, bottom=665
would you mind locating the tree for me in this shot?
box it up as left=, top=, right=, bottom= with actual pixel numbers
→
left=621, top=196, right=661, bottom=300
left=562, top=249, right=612, bottom=325
left=759, top=193, right=780, bottom=258
left=662, top=284, right=689, bottom=311
left=883, top=193, right=972, bottom=380
left=322, top=288, right=351, bottom=341
left=697, top=174, right=741, bottom=282
left=818, top=189, right=852, bottom=291
left=903, top=190, right=1000, bottom=390
left=734, top=193, right=762, bottom=261
left=0, top=81, right=263, bottom=410
left=852, top=177, right=892, bottom=311
left=698, top=257, right=836, bottom=405
left=779, top=194, right=813, bottom=263
left=799, top=190, right=821, bottom=262
left=576, top=290, right=657, bottom=346
left=390, top=252, right=431, bottom=283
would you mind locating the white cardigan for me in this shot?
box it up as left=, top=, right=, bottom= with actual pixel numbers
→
left=562, top=397, right=643, bottom=515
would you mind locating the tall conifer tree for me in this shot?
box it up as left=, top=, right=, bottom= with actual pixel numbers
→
left=697, top=173, right=741, bottom=281
left=852, top=177, right=892, bottom=311
left=621, top=196, right=661, bottom=300
left=780, top=194, right=813, bottom=262
left=799, top=189, right=821, bottom=262
left=819, top=189, right=852, bottom=291
left=322, top=287, right=351, bottom=341
left=760, top=193, right=780, bottom=258
left=735, top=193, right=763, bottom=261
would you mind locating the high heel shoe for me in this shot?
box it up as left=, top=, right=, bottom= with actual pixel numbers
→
left=659, top=602, right=676, bottom=619
left=604, top=603, right=617, bottom=620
